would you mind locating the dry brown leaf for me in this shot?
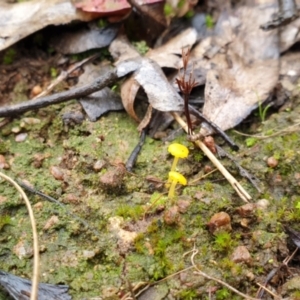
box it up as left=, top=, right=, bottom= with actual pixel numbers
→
left=0, top=0, right=98, bottom=51
left=200, top=4, right=280, bottom=135
left=120, top=76, right=141, bottom=121
left=110, top=30, right=196, bottom=123
left=109, top=34, right=140, bottom=63
left=147, top=27, right=197, bottom=69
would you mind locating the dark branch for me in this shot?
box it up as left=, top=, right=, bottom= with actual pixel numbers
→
left=0, top=69, right=119, bottom=118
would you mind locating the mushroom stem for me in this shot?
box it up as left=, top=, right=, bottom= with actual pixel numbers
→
left=168, top=179, right=178, bottom=198
left=170, top=157, right=179, bottom=172
left=168, top=171, right=187, bottom=199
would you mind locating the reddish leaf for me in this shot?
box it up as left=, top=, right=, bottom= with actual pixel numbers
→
left=73, top=0, right=163, bottom=15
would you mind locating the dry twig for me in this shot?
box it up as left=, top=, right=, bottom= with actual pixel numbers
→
left=172, top=112, right=252, bottom=202
left=190, top=246, right=259, bottom=300
left=0, top=171, right=39, bottom=300
left=32, top=53, right=101, bottom=99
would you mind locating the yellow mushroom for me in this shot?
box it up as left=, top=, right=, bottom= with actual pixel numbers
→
left=168, top=171, right=187, bottom=198
left=168, top=143, right=189, bottom=172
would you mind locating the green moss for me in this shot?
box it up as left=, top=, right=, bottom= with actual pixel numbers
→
left=177, top=288, right=198, bottom=299
left=245, top=137, right=257, bottom=147
left=291, top=291, right=300, bottom=300
left=0, top=215, right=12, bottom=231
left=3, top=49, right=17, bottom=65
left=216, top=288, right=231, bottom=300
left=115, top=204, right=144, bottom=221
left=0, top=139, right=10, bottom=153
left=213, top=232, right=234, bottom=252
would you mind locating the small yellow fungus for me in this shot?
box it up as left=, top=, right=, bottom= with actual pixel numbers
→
left=168, top=171, right=187, bottom=198
left=168, top=143, right=189, bottom=172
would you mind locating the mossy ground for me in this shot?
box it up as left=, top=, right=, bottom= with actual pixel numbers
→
left=0, top=90, right=300, bottom=299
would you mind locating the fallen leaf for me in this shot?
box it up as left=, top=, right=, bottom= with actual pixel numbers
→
left=0, top=0, right=98, bottom=51
left=134, top=58, right=183, bottom=112
left=73, top=0, right=131, bottom=14
left=77, top=63, right=124, bottom=121
left=51, top=23, right=119, bottom=54
left=199, top=4, right=280, bottom=134
left=110, top=31, right=194, bottom=122
left=147, top=27, right=197, bottom=69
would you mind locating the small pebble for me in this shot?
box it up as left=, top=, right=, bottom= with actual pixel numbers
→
left=33, top=202, right=43, bottom=210
left=50, top=166, right=65, bottom=181
left=231, top=245, right=251, bottom=263
left=43, top=215, right=59, bottom=230
left=164, top=205, right=180, bottom=225
left=99, top=164, right=125, bottom=189
left=204, top=165, right=213, bottom=173
left=256, top=199, right=270, bottom=210
left=204, top=136, right=216, bottom=153
left=236, top=203, right=256, bottom=217
left=31, top=85, right=42, bottom=96
left=207, top=211, right=232, bottom=234
left=21, top=117, right=41, bottom=125
left=13, top=240, right=33, bottom=259
left=11, top=126, right=21, bottom=133
left=64, top=193, right=79, bottom=204
left=0, top=154, right=9, bottom=169
left=267, top=156, right=278, bottom=168
left=15, top=133, right=27, bottom=142
left=0, top=196, right=7, bottom=204
left=93, top=160, right=106, bottom=171
left=240, top=218, right=250, bottom=228
left=177, top=199, right=190, bottom=213
left=83, top=250, right=96, bottom=259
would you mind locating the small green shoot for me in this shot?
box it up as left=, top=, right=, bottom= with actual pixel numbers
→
left=111, top=85, right=118, bottom=92
left=245, top=137, right=257, bottom=147
left=164, top=3, right=174, bottom=16
left=184, top=10, right=194, bottom=19
left=216, top=288, right=231, bottom=300
left=50, top=67, right=58, bottom=78
left=97, top=19, right=107, bottom=28
left=3, top=49, right=17, bottom=65
left=132, top=41, right=149, bottom=55
left=205, top=14, right=214, bottom=28
left=258, top=101, right=271, bottom=122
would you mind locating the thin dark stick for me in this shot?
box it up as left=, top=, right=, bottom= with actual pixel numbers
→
left=17, top=180, right=101, bottom=238
left=0, top=69, right=119, bottom=117
left=126, top=129, right=146, bottom=172
left=184, top=93, right=193, bottom=135
left=188, top=105, right=239, bottom=151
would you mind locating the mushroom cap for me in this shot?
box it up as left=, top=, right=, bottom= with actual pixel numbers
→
left=168, top=143, right=189, bottom=158
left=168, top=171, right=187, bottom=185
